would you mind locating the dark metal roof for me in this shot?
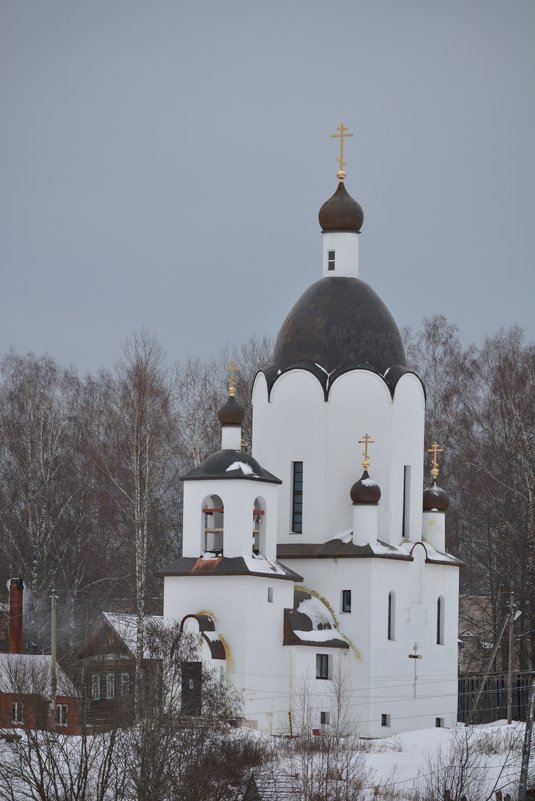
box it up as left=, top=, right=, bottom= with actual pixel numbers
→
left=277, top=538, right=412, bottom=561
left=318, top=181, right=363, bottom=233
left=157, top=555, right=303, bottom=582
left=350, top=470, right=381, bottom=505
left=182, top=449, right=282, bottom=484
left=262, top=276, right=407, bottom=395
left=423, top=480, right=449, bottom=512
left=218, top=395, right=245, bottom=427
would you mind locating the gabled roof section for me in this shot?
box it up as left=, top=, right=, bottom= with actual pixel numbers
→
left=182, top=449, right=282, bottom=484
left=0, top=653, right=77, bottom=696
left=102, top=612, right=164, bottom=659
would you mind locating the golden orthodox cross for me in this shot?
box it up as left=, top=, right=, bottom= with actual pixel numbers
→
left=225, top=361, right=239, bottom=397
left=358, top=433, right=374, bottom=471
left=330, top=123, right=353, bottom=180
left=428, top=442, right=444, bottom=480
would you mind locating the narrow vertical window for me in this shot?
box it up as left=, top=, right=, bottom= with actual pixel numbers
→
left=387, top=591, right=395, bottom=640
left=267, top=587, right=273, bottom=603
left=91, top=674, right=100, bottom=701
left=402, top=466, right=411, bottom=538
left=55, top=704, right=68, bottom=726
left=437, top=596, right=445, bottom=644
left=316, top=654, right=330, bottom=680
left=12, top=702, right=24, bottom=724
left=106, top=673, right=115, bottom=700
left=291, top=461, right=303, bottom=533
left=327, top=250, right=336, bottom=271
left=341, top=590, right=351, bottom=613
left=120, top=673, right=130, bottom=696
left=436, top=717, right=444, bottom=728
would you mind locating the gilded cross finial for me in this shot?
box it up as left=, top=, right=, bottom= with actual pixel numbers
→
left=428, top=442, right=444, bottom=480
left=330, top=123, right=353, bottom=181
left=225, top=361, right=239, bottom=398
left=358, top=433, right=375, bottom=471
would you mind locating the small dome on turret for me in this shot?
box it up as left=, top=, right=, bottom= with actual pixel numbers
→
left=423, top=480, right=449, bottom=512
left=319, top=182, right=364, bottom=233
left=218, top=395, right=244, bottom=427
left=350, top=470, right=381, bottom=505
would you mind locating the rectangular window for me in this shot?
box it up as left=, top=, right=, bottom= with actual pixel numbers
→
left=12, top=702, right=24, bottom=724
left=105, top=673, right=115, bottom=700
left=55, top=704, right=68, bottom=727
left=327, top=250, right=336, bottom=271
left=436, top=717, right=444, bottom=728
left=120, top=673, right=130, bottom=696
left=316, top=654, right=330, bottom=680
left=402, top=466, right=411, bottom=538
left=381, top=713, right=391, bottom=727
left=267, top=587, right=273, bottom=603
left=341, top=590, right=352, bottom=613
left=320, top=711, right=330, bottom=725
left=91, top=674, right=100, bottom=701
left=291, top=461, right=303, bottom=533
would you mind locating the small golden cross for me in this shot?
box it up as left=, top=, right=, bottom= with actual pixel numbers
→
left=358, top=433, right=374, bottom=471
left=225, top=361, right=239, bottom=397
left=330, top=123, right=353, bottom=181
left=428, top=442, right=444, bottom=480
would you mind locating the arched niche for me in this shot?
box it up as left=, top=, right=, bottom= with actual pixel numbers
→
left=252, top=496, right=267, bottom=555
left=201, top=494, right=224, bottom=555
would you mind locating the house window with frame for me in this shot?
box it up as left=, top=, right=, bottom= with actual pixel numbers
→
left=12, top=701, right=24, bottom=724
left=105, top=673, right=115, bottom=700
left=55, top=704, right=68, bottom=727
left=291, top=461, right=303, bottom=533
left=341, top=590, right=351, bottom=613
left=316, top=653, right=330, bottom=680
left=327, top=250, right=336, bottom=271
left=91, top=674, right=100, bottom=701
left=120, top=672, right=130, bottom=696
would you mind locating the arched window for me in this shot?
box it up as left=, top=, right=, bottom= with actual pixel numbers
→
left=437, top=596, right=445, bottom=645
left=387, top=592, right=396, bottom=641
left=201, top=495, right=224, bottom=555
left=252, top=497, right=266, bottom=555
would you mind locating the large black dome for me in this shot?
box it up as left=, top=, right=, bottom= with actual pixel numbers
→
left=267, top=276, right=406, bottom=379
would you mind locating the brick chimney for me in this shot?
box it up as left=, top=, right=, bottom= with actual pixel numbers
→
left=8, top=578, right=24, bottom=654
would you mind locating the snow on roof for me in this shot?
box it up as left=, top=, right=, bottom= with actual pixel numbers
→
left=226, top=460, right=256, bottom=476
left=243, top=553, right=290, bottom=576
left=296, top=596, right=335, bottom=630
left=102, top=612, right=164, bottom=659
left=292, top=629, right=345, bottom=643
left=333, top=529, right=353, bottom=543
left=397, top=540, right=461, bottom=563
left=0, top=653, right=77, bottom=696
left=360, top=477, right=378, bottom=487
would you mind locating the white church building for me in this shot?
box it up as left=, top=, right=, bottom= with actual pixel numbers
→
left=160, top=131, right=460, bottom=738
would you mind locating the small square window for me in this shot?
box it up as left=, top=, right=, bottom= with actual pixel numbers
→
left=436, top=717, right=444, bottom=728
left=316, top=654, right=330, bottom=680
left=267, top=587, right=273, bottom=603
left=341, top=590, right=351, bottom=613
left=320, top=711, right=330, bottom=725
left=381, top=713, right=391, bottom=727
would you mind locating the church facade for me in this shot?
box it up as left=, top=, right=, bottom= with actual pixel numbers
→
left=160, top=132, right=460, bottom=738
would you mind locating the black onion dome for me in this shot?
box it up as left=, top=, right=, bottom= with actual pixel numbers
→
left=319, top=182, right=364, bottom=233
left=350, top=470, right=381, bottom=505
left=182, top=449, right=282, bottom=484
left=269, top=277, right=406, bottom=376
left=217, top=395, right=244, bottom=427
left=423, top=480, right=449, bottom=512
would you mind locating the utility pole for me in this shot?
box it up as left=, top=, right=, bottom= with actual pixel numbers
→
left=468, top=609, right=510, bottom=725
left=507, top=591, right=517, bottom=725
left=518, top=679, right=535, bottom=801
left=50, top=589, right=58, bottom=729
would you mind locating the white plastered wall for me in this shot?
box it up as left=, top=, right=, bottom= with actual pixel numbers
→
left=322, top=232, right=358, bottom=277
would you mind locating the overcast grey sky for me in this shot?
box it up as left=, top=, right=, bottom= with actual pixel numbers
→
left=1, top=1, right=534, bottom=375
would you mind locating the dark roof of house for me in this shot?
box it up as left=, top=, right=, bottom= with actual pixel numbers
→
left=239, top=772, right=301, bottom=801
left=157, top=555, right=303, bottom=582
left=261, top=276, right=409, bottom=396
left=182, top=450, right=282, bottom=484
